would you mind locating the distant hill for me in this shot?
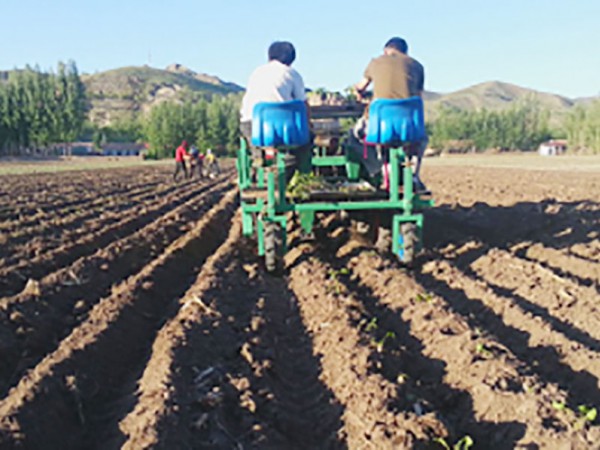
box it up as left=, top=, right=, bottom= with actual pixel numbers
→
left=5, top=63, right=596, bottom=128
left=423, top=81, right=600, bottom=127
left=82, top=64, right=243, bottom=126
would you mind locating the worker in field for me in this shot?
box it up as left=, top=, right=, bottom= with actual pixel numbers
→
left=352, top=37, right=428, bottom=192
left=239, top=41, right=312, bottom=180
left=204, top=148, right=220, bottom=178
left=173, top=140, right=189, bottom=181
left=188, top=144, right=204, bottom=179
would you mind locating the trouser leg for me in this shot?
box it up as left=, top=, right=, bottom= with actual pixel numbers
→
left=412, top=136, right=428, bottom=179
left=173, top=162, right=182, bottom=180
left=345, top=131, right=382, bottom=178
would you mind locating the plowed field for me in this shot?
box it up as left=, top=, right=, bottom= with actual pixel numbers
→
left=0, top=158, right=598, bottom=449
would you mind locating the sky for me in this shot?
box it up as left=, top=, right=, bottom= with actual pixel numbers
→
left=1, top=0, right=599, bottom=98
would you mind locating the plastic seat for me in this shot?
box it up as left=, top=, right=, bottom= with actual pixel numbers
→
left=365, top=97, right=426, bottom=145
left=252, top=100, right=310, bottom=148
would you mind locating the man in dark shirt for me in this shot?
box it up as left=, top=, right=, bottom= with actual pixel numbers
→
left=352, top=37, right=428, bottom=191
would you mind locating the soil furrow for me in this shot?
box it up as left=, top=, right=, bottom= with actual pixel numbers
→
left=0, top=178, right=203, bottom=260
left=0, top=172, right=232, bottom=296
left=284, top=241, right=454, bottom=449
left=0, top=189, right=238, bottom=450
left=304, top=219, right=589, bottom=448
left=468, top=248, right=600, bottom=345
left=0, top=178, right=166, bottom=236
left=515, top=242, right=600, bottom=287
left=0, top=180, right=164, bottom=233
left=0, top=180, right=234, bottom=396
left=415, top=258, right=600, bottom=414
left=0, top=169, right=167, bottom=221
left=343, top=248, right=599, bottom=448
left=120, top=227, right=346, bottom=449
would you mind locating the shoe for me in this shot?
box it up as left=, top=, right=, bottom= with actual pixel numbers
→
left=413, top=177, right=429, bottom=193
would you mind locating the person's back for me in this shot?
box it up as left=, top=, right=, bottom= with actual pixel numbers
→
left=240, top=44, right=306, bottom=123
left=239, top=41, right=311, bottom=180
left=365, top=51, right=424, bottom=100
left=352, top=37, right=428, bottom=191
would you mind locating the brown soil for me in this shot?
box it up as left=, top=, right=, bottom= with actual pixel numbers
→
left=0, top=161, right=599, bottom=449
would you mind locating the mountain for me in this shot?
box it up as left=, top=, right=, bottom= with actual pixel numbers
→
left=82, top=65, right=243, bottom=126
left=423, top=81, right=586, bottom=126
left=74, top=65, right=600, bottom=127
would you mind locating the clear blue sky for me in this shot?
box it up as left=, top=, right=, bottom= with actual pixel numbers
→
left=1, top=0, right=599, bottom=98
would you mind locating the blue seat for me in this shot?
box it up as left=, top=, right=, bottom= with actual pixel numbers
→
left=365, top=97, right=426, bottom=145
left=251, top=100, right=310, bottom=148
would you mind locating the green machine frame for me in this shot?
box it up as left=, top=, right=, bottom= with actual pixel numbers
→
left=237, top=138, right=434, bottom=271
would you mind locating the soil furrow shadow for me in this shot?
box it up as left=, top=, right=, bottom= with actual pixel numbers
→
left=308, top=230, right=525, bottom=448
left=0, top=181, right=233, bottom=397
left=0, top=193, right=237, bottom=450
left=149, top=243, right=346, bottom=449
left=454, top=247, right=600, bottom=354
left=0, top=173, right=232, bottom=296
left=413, top=264, right=600, bottom=410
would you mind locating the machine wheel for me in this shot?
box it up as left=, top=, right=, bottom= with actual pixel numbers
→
left=398, top=223, right=418, bottom=266
left=264, top=222, right=283, bottom=274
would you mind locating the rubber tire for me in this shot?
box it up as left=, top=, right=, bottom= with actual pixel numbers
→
left=400, top=223, right=418, bottom=267
left=264, top=222, right=283, bottom=274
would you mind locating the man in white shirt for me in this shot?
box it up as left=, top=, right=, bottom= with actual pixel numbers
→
left=240, top=41, right=311, bottom=178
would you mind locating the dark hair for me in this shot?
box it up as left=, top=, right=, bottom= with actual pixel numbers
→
left=268, top=41, right=296, bottom=65
left=384, top=37, right=408, bottom=54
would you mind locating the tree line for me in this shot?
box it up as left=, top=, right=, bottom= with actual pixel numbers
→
left=0, top=62, right=86, bottom=156
left=563, top=101, right=600, bottom=154
left=2, top=62, right=599, bottom=157
left=93, top=94, right=242, bottom=159
left=428, top=100, right=552, bottom=152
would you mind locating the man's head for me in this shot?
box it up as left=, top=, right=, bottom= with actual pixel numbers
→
left=384, top=37, right=408, bottom=55
left=181, top=140, right=188, bottom=148
left=268, top=41, right=296, bottom=66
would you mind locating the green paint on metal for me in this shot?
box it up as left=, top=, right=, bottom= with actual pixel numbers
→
left=299, top=210, right=315, bottom=234
left=257, top=166, right=265, bottom=188
left=242, top=209, right=254, bottom=236
left=345, top=161, right=360, bottom=180
left=312, top=156, right=347, bottom=167
left=257, top=217, right=265, bottom=256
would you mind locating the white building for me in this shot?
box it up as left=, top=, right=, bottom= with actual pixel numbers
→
left=538, top=140, right=567, bottom=156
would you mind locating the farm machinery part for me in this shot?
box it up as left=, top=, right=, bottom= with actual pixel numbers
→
left=236, top=98, right=434, bottom=272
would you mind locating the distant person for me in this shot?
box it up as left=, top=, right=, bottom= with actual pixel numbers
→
left=173, top=140, right=189, bottom=181
left=351, top=37, right=428, bottom=191
left=239, top=41, right=311, bottom=179
left=188, top=145, right=204, bottom=179
left=204, top=148, right=220, bottom=177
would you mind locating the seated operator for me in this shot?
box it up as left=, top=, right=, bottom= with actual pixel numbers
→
left=350, top=37, right=428, bottom=192
left=239, top=41, right=312, bottom=180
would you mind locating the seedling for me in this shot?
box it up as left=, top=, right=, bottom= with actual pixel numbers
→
left=475, top=342, right=493, bottom=359
left=365, top=317, right=378, bottom=332
left=552, top=400, right=597, bottom=430
left=326, top=268, right=350, bottom=294
left=578, top=405, right=597, bottom=422
left=415, top=292, right=433, bottom=303
left=372, top=331, right=396, bottom=353
left=434, top=435, right=474, bottom=450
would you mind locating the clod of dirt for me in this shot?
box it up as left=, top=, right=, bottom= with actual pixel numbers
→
left=22, top=279, right=41, bottom=296
left=9, top=310, right=25, bottom=323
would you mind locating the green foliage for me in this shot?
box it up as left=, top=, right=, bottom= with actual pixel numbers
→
left=429, top=99, right=551, bottom=152
left=0, top=61, right=86, bottom=155
left=141, top=94, right=241, bottom=159
left=564, top=101, right=600, bottom=153
left=552, top=401, right=597, bottom=430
